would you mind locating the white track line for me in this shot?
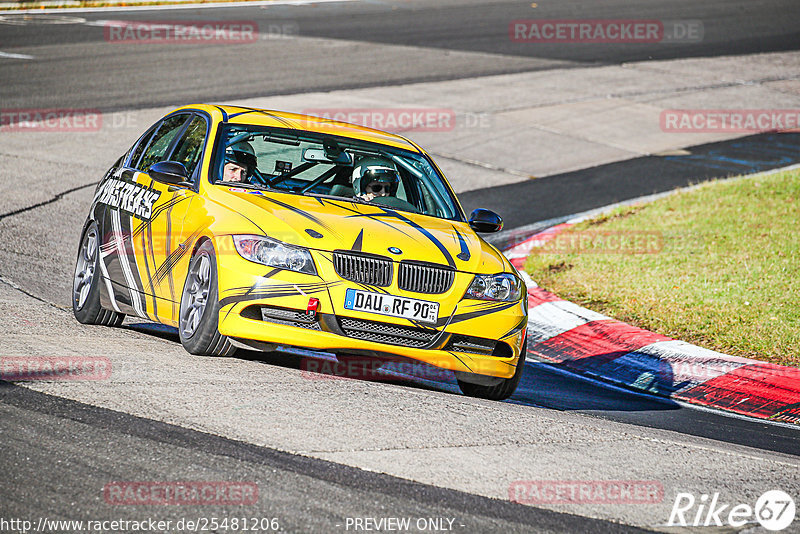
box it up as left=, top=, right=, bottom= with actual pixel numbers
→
left=0, top=51, right=34, bottom=59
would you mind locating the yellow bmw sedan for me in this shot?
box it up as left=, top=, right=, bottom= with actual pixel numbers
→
left=73, top=104, right=527, bottom=400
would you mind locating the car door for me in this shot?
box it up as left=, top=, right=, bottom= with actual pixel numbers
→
left=145, top=113, right=210, bottom=325
left=98, top=112, right=208, bottom=324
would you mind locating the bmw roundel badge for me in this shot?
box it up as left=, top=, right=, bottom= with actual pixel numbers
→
left=388, top=247, right=402, bottom=255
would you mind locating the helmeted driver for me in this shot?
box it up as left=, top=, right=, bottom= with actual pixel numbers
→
left=222, top=141, right=257, bottom=183
left=351, top=157, right=401, bottom=201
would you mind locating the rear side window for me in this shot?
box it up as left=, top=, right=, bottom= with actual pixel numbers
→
left=171, top=115, right=208, bottom=178
left=128, top=127, right=157, bottom=169
left=137, top=114, right=190, bottom=172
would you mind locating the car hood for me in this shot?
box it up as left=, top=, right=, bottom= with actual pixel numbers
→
left=211, top=188, right=510, bottom=274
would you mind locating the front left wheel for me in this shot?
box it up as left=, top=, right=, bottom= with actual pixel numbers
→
left=73, top=221, right=125, bottom=326
left=178, top=240, right=236, bottom=357
left=457, top=338, right=527, bottom=401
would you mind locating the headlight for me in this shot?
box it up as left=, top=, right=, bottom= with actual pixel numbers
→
left=465, top=273, right=522, bottom=302
left=233, top=235, right=317, bottom=275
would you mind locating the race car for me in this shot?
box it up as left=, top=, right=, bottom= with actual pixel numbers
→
left=72, top=104, right=528, bottom=400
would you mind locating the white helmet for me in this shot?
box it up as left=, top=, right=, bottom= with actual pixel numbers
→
left=351, top=156, right=400, bottom=196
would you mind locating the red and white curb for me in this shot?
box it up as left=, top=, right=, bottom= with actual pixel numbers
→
left=504, top=194, right=800, bottom=425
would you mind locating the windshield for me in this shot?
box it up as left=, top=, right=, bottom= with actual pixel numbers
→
left=212, top=125, right=464, bottom=221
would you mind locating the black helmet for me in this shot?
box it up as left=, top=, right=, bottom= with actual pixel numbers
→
left=225, top=141, right=257, bottom=173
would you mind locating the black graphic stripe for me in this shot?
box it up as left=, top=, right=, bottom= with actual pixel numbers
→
left=501, top=316, right=528, bottom=340
left=340, top=210, right=417, bottom=239
left=152, top=229, right=201, bottom=286
left=345, top=207, right=455, bottom=267
left=219, top=268, right=311, bottom=321
left=447, top=351, right=472, bottom=372
left=452, top=225, right=471, bottom=262
left=257, top=196, right=336, bottom=235
left=222, top=280, right=260, bottom=322
left=120, top=211, right=148, bottom=307
left=164, top=197, right=177, bottom=315
left=152, top=245, right=188, bottom=286
left=313, top=198, right=417, bottom=239
left=219, top=283, right=333, bottom=309
left=378, top=207, right=456, bottom=268
left=130, top=194, right=188, bottom=240
left=351, top=229, right=364, bottom=252
left=139, top=219, right=158, bottom=317
left=263, top=267, right=284, bottom=278
left=224, top=279, right=334, bottom=295
left=449, top=301, right=519, bottom=325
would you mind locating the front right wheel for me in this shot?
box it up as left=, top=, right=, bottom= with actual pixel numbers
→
left=457, top=338, right=527, bottom=401
left=178, top=240, right=236, bottom=357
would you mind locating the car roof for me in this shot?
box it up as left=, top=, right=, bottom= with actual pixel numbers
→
left=172, top=104, right=423, bottom=152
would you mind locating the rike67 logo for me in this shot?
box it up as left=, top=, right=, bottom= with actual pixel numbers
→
left=668, top=490, right=795, bottom=531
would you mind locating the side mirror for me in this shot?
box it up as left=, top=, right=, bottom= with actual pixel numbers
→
left=468, top=208, right=503, bottom=233
left=149, top=161, right=190, bottom=186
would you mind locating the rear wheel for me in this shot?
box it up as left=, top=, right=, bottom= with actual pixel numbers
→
left=457, top=338, right=527, bottom=401
left=178, top=240, right=236, bottom=357
left=73, top=221, right=125, bottom=326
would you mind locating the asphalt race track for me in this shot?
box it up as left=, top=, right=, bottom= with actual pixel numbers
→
left=0, top=0, right=798, bottom=111
left=1, top=1, right=799, bottom=532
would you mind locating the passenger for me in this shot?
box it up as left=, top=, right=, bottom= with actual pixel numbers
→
left=351, top=157, right=401, bottom=201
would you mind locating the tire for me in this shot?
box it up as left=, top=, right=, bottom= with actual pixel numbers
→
left=73, top=221, right=125, bottom=326
left=457, top=338, right=527, bottom=401
left=178, top=240, right=236, bottom=357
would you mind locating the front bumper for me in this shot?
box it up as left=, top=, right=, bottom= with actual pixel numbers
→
left=215, top=238, right=527, bottom=379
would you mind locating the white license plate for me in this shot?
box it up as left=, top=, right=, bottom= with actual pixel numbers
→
left=343, top=288, right=439, bottom=325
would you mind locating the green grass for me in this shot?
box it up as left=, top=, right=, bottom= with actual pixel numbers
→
left=524, top=168, right=800, bottom=367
